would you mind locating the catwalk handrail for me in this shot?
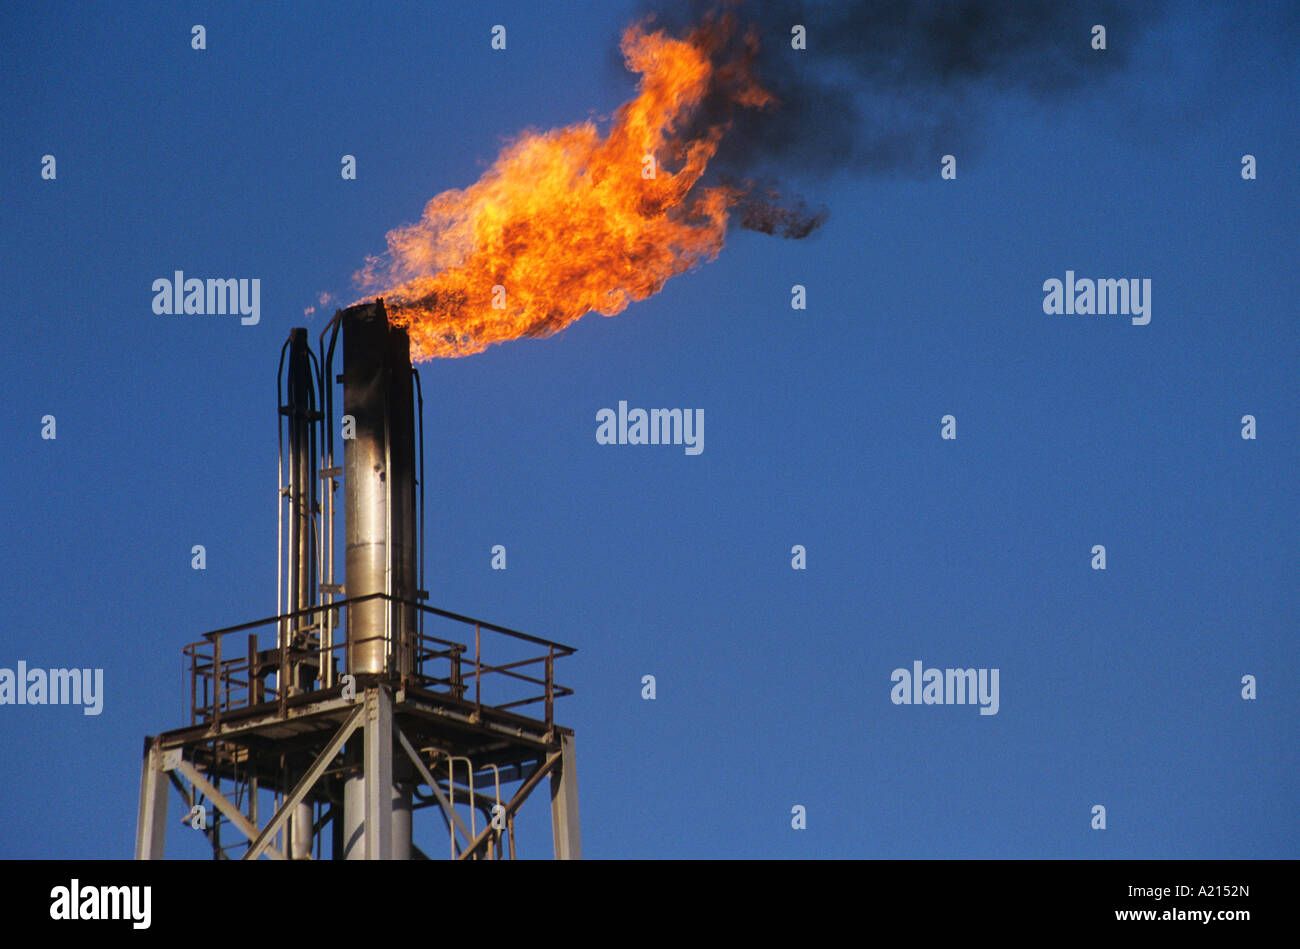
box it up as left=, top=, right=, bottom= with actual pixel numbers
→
left=182, top=593, right=575, bottom=727
left=195, top=592, right=576, bottom=652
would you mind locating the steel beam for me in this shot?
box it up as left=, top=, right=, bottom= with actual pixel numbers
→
left=550, top=733, right=581, bottom=860
left=167, top=772, right=230, bottom=858
left=134, top=737, right=169, bottom=859
left=363, top=687, right=393, bottom=859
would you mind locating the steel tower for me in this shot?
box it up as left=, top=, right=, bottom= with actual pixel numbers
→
left=135, top=301, right=580, bottom=860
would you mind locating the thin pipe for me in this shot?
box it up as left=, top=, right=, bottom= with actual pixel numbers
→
left=383, top=366, right=393, bottom=674
left=276, top=337, right=290, bottom=672
left=413, top=368, right=425, bottom=645
left=448, top=756, right=476, bottom=856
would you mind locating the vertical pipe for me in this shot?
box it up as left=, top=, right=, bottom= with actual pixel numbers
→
left=248, top=633, right=259, bottom=705
left=545, top=647, right=554, bottom=727
left=340, top=301, right=417, bottom=858
left=213, top=636, right=222, bottom=728
left=342, top=303, right=413, bottom=675
left=285, top=328, right=318, bottom=688
left=386, top=320, right=418, bottom=679
left=284, top=328, right=319, bottom=858
left=320, top=318, right=341, bottom=689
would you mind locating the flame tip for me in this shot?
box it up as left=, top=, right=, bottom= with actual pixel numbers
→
left=355, top=12, right=817, bottom=360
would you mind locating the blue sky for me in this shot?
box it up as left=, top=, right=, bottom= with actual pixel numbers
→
left=1, top=1, right=1296, bottom=858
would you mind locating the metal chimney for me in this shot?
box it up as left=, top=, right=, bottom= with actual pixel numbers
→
left=340, top=300, right=419, bottom=678
left=339, top=300, right=416, bottom=859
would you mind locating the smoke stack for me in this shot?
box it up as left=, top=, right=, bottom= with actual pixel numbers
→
left=341, top=300, right=419, bottom=678
left=339, top=299, right=416, bottom=859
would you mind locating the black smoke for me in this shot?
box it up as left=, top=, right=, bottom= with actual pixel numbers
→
left=624, top=0, right=1172, bottom=234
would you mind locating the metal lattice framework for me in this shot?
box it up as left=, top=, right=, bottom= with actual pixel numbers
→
left=136, top=595, right=579, bottom=860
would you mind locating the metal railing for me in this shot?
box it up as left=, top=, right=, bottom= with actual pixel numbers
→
left=183, top=593, right=574, bottom=730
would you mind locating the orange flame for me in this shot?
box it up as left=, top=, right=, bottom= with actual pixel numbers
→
left=353, top=16, right=776, bottom=360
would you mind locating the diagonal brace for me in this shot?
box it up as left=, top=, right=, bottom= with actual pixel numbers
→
left=168, top=772, right=228, bottom=859
left=245, top=705, right=363, bottom=860
left=456, top=751, right=561, bottom=861
left=395, top=726, right=473, bottom=849
left=174, top=758, right=287, bottom=861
